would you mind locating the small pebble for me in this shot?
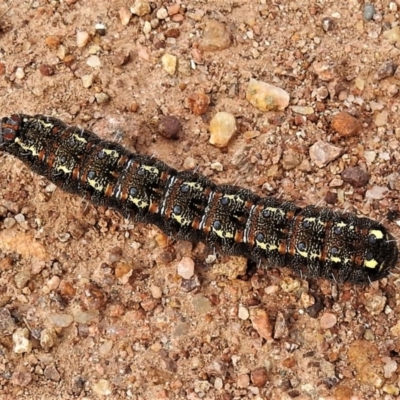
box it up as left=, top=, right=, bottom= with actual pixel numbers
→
left=375, top=111, right=388, bottom=127
left=150, top=284, right=162, bottom=299
left=158, top=115, right=182, bottom=139
left=92, top=379, right=112, bottom=396
left=209, top=112, right=236, bottom=147
left=47, top=275, right=61, bottom=291
left=183, top=156, right=197, bottom=169
left=375, top=61, right=397, bottom=80
left=383, top=384, right=400, bottom=396
left=40, top=328, right=57, bottom=349
left=365, top=186, right=389, bottom=200
left=320, top=313, right=337, bottom=329
left=331, top=111, right=362, bottom=138
left=309, top=140, right=342, bottom=168
left=250, top=367, right=269, bottom=387
left=161, top=53, right=177, bottom=75
left=238, top=305, right=250, bottom=320
left=81, top=74, right=93, bottom=88
left=95, top=92, right=110, bottom=104
left=363, top=4, right=376, bottom=21
left=4, top=217, right=16, bottom=229
left=383, top=359, right=398, bottom=379
left=15, top=67, right=25, bottom=80
left=273, top=311, right=287, bottom=339
left=130, top=0, right=151, bottom=16
left=177, top=257, right=195, bottom=279
left=246, top=79, right=290, bottom=111
left=13, top=328, right=32, bottom=354
left=388, top=172, right=400, bottom=191
left=237, top=373, right=250, bottom=388
left=199, top=20, right=231, bottom=51
left=76, top=31, right=90, bottom=48
left=119, top=6, right=131, bottom=25
left=168, top=3, right=180, bottom=15
left=214, top=377, right=223, bottom=390
left=365, top=295, right=386, bottom=316
left=99, top=340, right=113, bottom=356
left=11, top=371, right=32, bottom=387
left=312, top=61, right=336, bottom=81
left=48, top=313, right=74, bottom=328
left=44, top=364, right=61, bottom=382
left=39, top=64, right=55, bottom=76
left=291, top=106, right=314, bottom=115
left=391, top=321, right=400, bottom=337
left=250, top=309, right=272, bottom=340
left=14, top=270, right=31, bottom=289
left=0, top=308, right=16, bottom=335
left=87, top=55, right=101, bottom=68
left=156, top=7, right=168, bottom=20
left=73, top=309, right=99, bottom=324
left=341, top=167, right=369, bottom=188
left=210, top=161, right=223, bottom=171
left=192, top=294, right=212, bottom=314
left=321, top=17, right=334, bottom=32
left=187, top=92, right=210, bottom=115
left=383, top=26, right=400, bottom=43
left=45, top=35, right=61, bottom=48
left=143, top=21, right=151, bottom=34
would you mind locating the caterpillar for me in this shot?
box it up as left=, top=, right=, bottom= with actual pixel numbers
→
left=0, top=114, right=398, bottom=284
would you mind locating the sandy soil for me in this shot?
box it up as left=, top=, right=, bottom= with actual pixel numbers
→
left=1, top=1, right=400, bottom=399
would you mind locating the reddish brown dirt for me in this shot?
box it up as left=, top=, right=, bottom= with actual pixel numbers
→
left=1, top=1, right=400, bottom=399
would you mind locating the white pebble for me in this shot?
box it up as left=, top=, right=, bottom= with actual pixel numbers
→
left=209, top=112, right=236, bottom=148
left=130, top=0, right=151, bottom=16
left=161, top=53, right=177, bottom=75
left=13, top=328, right=32, bottom=354
left=365, top=186, right=389, bottom=200
left=15, top=67, right=25, bottom=79
left=87, top=55, right=101, bottom=68
left=238, top=305, right=250, bottom=320
left=81, top=74, right=93, bottom=88
left=119, top=7, right=132, bottom=26
left=76, top=31, right=90, bottom=48
left=92, top=379, right=112, bottom=396
left=177, top=257, right=195, bottom=279
left=47, top=276, right=61, bottom=291
left=246, top=79, right=289, bottom=111
left=143, top=21, right=152, bottom=34
left=156, top=7, right=168, bottom=19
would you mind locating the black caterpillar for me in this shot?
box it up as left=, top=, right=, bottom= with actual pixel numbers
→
left=0, top=114, right=398, bottom=284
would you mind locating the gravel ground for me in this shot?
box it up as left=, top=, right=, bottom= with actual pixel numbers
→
left=1, top=1, right=400, bottom=399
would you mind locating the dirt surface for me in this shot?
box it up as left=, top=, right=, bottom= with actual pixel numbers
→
left=1, top=1, right=400, bottom=399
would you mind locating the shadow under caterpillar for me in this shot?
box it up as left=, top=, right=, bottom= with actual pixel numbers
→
left=0, top=114, right=398, bottom=284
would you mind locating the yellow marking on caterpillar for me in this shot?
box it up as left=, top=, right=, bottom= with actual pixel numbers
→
left=297, top=248, right=308, bottom=258
left=330, top=256, right=341, bottom=263
left=222, top=194, right=244, bottom=203
left=102, top=149, right=119, bottom=158
left=72, top=134, right=87, bottom=143
left=142, top=165, right=159, bottom=174
left=364, top=258, right=378, bottom=269
left=182, top=182, right=203, bottom=191
left=37, top=119, right=55, bottom=129
left=15, top=138, right=39, bottom=156
left=128, top=195, right=149, bottom=209
left=337, top=222, right=347, bottom=228
left=265, top=207, right=285, bottom=216
left=173, top=214, right=191, bottom=226
left=56, top=165, right=73, bottom=174
left=213, top=227, right=234, bottom=239
left=87, top=177, right=103, bottom=191
left=369, top=229, right=384, bottom=240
